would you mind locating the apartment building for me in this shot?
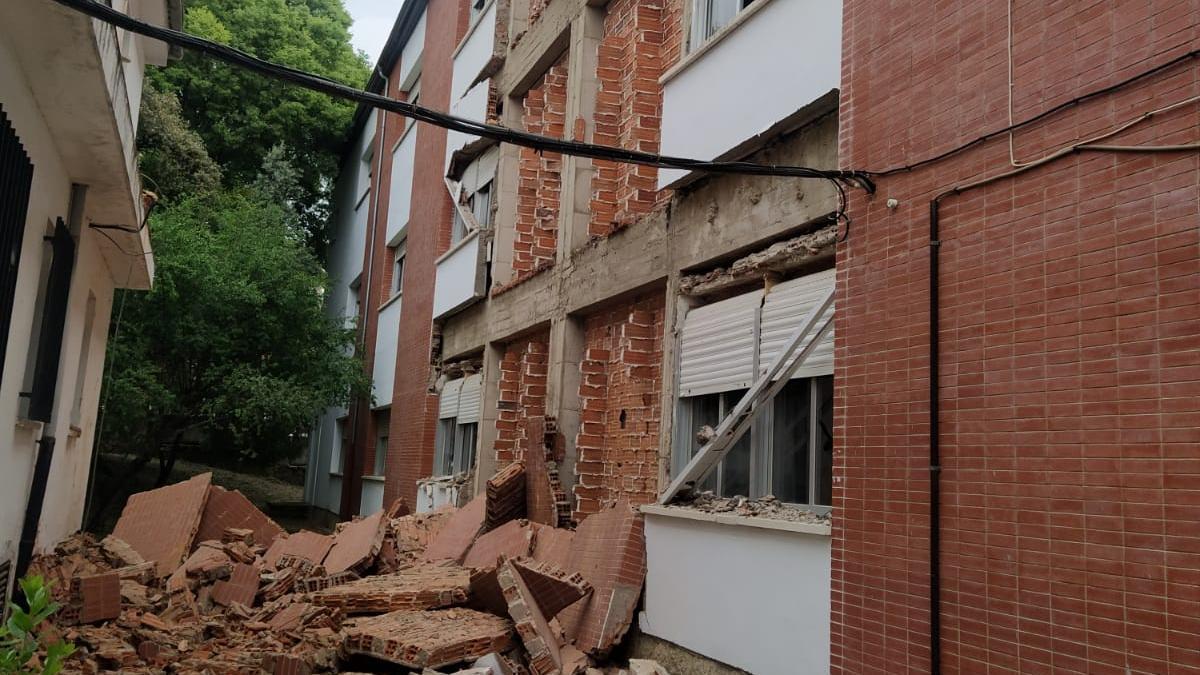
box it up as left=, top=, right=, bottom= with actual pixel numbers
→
left=311, top=0, right=1200, bottom=673
left=0, top=0, right=178, bottom=594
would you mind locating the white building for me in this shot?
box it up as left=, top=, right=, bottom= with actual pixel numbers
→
left=0, top=0, right=179, bottom=592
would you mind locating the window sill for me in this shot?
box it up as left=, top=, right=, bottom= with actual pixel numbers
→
left=660, top=0, right=778, bottom=87
left=329, top=471, right=343, bottom=478
left=380, top=290, right=403, bottom=312
left=363, top=475, right=386, bottom=483
left=640, top=503, right=831, bottom=536
left=14, top=418, right=43, bottom=433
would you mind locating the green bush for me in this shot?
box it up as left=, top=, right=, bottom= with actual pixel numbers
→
left=0, top=577, right=74, bottom=675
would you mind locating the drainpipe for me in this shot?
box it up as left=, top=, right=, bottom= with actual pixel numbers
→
left=927, top=195, right=947, bottom=675
left=341, top=66, right=390, bottom=519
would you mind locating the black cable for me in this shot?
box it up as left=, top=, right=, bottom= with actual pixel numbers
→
left=49, top=0, right=875, bottom=202
left=91, top=225, right=154, bottom=258
left=868, top=47, right=1200, bottom=177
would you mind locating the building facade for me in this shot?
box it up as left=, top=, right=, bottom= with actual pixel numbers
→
left=0, top=0, right=177, bottom=593
left=310, top=0, right=1200, bottom=673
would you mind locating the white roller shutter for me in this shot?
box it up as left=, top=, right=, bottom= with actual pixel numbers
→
left=439, top=378, right=463, bottom=419
left=678, top=290, right=763, bottom=397
left=759, top=268, right=835, bottom=379
left=456, top=374, right=482, bottom=424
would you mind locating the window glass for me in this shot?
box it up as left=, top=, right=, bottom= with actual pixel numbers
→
left=772, top=378, right=812, bottom=503
left=473, top=183, right=493, bottom=228
left=692, top=0, right=756, bottom=48
left=815, top=375, right=834, bottom=506
left=455, top=422, right=478, bottom=473
left=374, top=433, right=388, bottom=476
left=436, top=417, right=456, bottom=475
left=392, top=241, right=406, bottom=295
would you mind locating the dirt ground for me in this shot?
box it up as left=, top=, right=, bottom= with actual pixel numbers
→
left=87, top=454, right=331, bottom=536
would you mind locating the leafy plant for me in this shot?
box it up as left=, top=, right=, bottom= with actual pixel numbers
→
left=0, top=577, right=75, bottom=675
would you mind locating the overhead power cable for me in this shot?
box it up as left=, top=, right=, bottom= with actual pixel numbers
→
left=49, top=0, right=876, bottom=204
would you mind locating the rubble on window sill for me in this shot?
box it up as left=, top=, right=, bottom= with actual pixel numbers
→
left=668, top=492, right=831, bottom=525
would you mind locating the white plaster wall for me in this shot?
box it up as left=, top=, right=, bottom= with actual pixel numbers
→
left=640, top=513, right=831, bottom=675
left=658, top=0, right=841, bottom=187
left=433, top=232, right=480, bottom=318
left=399, top=10, right=427, bottom=90
left=373, top=297, right=402, bottom=405
left=445, top=2, right=496, bottom=163
left=386, top=125, right=418, bottom=244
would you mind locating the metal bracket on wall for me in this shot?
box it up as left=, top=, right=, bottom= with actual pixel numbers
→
left=659, top=286, right=835, bottom=504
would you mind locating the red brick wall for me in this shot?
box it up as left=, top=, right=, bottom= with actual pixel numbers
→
left=836, top=2, right=1200, bottom=673
left=494, top=334, right=550, bottom=467
left=573, top=294, right=665, bottom=520
left=512, top=55, right=568, bottom=279
left=589, top=0, right=666, bottom=238
left=380, top=0, right=470, bottom=506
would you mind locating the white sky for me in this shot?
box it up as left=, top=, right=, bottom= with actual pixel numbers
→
left=344, top=0, right=405, bottom=66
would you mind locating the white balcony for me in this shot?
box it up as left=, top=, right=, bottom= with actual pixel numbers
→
left=373, top=294, right=402, bottom=404
left=433, top=231, right=487, bottom=319
left=658, top=0, right=841, bottom=189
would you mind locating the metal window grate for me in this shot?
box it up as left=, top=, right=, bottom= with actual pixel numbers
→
left=0, top=108, right=36, bottom=385
left=0, top=559, right=11, bottom=620
left=28, top=219, right=76, bottom=423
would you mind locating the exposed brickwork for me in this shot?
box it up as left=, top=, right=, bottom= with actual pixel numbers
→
left=589, top=0, right=666, bottom=238
left=486, top=460, right=528, bottom=528
left=836, top=2, right=1200, bottom=673
left=195, top=486, right=284, bottom=550
left=342, top=608, right=513, bottom=669
left=310, top=562, right=472, bottom=614
left=323, top=510, right=387, bottom=575
left=494, top=334, right=550, bottom=466
left=528, top=0, right=552, bottom=26
left=111, top=472, right=212, bottom=578
left=513, top=55, right=568, bottom=278
left=660, top=0, right=685, bottom=73
left=573, top=294, right=665, bottom=520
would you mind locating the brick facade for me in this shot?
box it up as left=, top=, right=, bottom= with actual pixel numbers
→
left=573, top=294, right=665, bottom=520
left=494, top=334, right=550, bottom=467
left=836, top=2, right=1200, bottom=673
left=588, top=0, right=667, bottom=238
left=512, top=55, right=568, bottom=279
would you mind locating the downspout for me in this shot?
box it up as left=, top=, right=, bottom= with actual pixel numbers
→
left=341, top=66, right=390, bottom=519
left=927, top=194, right=948, bottom=675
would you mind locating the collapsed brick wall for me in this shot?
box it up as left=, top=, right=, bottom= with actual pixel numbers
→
left=573, top=294, right=665, bottom=520
left=588, top=0, right=667, bottom=238
left=494, top=334, right=550, bottom=467
left=836, top=2, right=1200, bottom=673
left=512, top=55, right=568, bottom=278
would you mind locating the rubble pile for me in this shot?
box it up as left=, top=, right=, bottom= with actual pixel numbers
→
left=673, top=491, right=832, bottom=524
left=29, top=467, right=660, bottom=675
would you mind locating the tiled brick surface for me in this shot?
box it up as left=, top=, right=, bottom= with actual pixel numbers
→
left=342, top=608, right=513, bottom=668
left=837, top=2, right=1200, bottom=673
left=558, top=500, right=645, bottom=656
left=78, top=572, right=121, bottom=624
left=573, top=295, right=665, bottom=520
left=112, top=472, right=212, bottom=578
left=323, top=510, right=387, bottom=575
left=530, top=524, right=575, bottom=571
left=497, top=559, right=562, bottom=675
left=589, top=0, right=667, bottom=238
left=486, top=460, right=528, bottom=529
left=511, top=556, right=592, bottom=618
left=263, top=531, right=334, bottom=570
left=512, top=56, right=568, bottom=280
left=310, top=561, right=471, bottom=614
left=494, top=335, right=550, bottom=467
left=422, top=494, right=487, bottom=563
left=211, top=562, right=259, bottom=608
left=194, top=486, right=284, bottom=549
left=463, top=519, right=535, bottom=570
left=524, top=415, right=567, bottom=527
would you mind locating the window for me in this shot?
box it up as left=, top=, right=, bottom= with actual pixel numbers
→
left=690, top=0, right=755, bottom=49
left=0, top=106, right=35, bottom=385
left=673, top=268, right=834, bottom=509
left=451, top=181, right=493, bottom=246
left=373, top=415, right=388, bottom=477
left=470, top=0, right=487, bottom=23
left=390, top=239, right=407, bottom=296
left=70, top=293, right=97, bottom=427
left=331, top=417, right=349, bottom=474
left=434, top=374, right=482, bottom=476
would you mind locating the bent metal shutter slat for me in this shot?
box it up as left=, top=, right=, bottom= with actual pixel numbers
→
left=456, top=374, right=482, bottom=424
left=759, top=268, right=835, bottom=379
left=438, top=378, right=463, bottom=419
left=677, top=289, right=763, bottom=397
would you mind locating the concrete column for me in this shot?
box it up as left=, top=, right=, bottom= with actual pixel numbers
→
left=656, top=274, right=687, bottom=494
left=556, top=5, right=604, bottom=260
left=473, top=342, right=506, bottom=495
left=546, top=314, right=585, bottom=488
left=490, top=97, right=525, bottom=287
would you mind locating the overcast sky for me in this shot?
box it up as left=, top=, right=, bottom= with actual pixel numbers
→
left=344, top=0, right=402, bottom=66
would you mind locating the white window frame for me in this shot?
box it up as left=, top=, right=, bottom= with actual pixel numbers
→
left=689, top=0, right=756, bottom=51
left=390, top=239, right=407, bottom=297
left=435, top=417, right=478, bottom=476
left=452, top=180, right=494, bottom=245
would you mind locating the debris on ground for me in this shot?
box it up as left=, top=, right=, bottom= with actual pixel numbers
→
left=671, top=491, right=832, bottom=524
left=30, top=461, right=666, bottom=675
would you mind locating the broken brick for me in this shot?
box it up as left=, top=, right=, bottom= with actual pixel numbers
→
left=463, top=520, right=535, bottom=570
left=263, top=531, right=334, bottom=570
left=486, top=460, right=527, bottom=530
left=422, top=495, right=487, bottom=563
left=309, top=562, right=472, bottom=614
left=77, top=572, right=121, bottom=624
left=511, top=557, right=591, bottom=619
left=323, top=510, right=386, bottom=575
left=497, top=559, right=562, bottom=675
left=211, top=562, right=259, bottom=608
left=111, top=472, right=212, bottom=577
left=195, top=486, right=284, bottom=551
left=342, top=608, right=513, bottom=669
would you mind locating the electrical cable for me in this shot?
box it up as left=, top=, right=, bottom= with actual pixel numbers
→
left=47, top=0, right=875, bottom=213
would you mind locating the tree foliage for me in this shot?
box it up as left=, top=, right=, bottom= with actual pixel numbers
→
left=99, top=188, right=369, bottom=479
left=0, top=577, right=74, bottom=675
left=149, top=0, right=370, bottom=252
left=137, top=87, right=222, bottom=202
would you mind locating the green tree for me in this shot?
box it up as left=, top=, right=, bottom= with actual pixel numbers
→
left=93, top=188, right=369, bottom=515
left=150, top=0, right=371, bottom=253
left=136, top=87, right=222, bottom=202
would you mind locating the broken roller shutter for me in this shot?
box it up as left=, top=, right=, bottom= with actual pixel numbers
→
left=0, top=107, right=35, bottom=383
left=439, top=378, right=463, bottom=419
left=677, top=289, right=763, bottom=397
left=759, top=268, right=835, bottom=379
left=456, top=374, right=482, bottom=424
